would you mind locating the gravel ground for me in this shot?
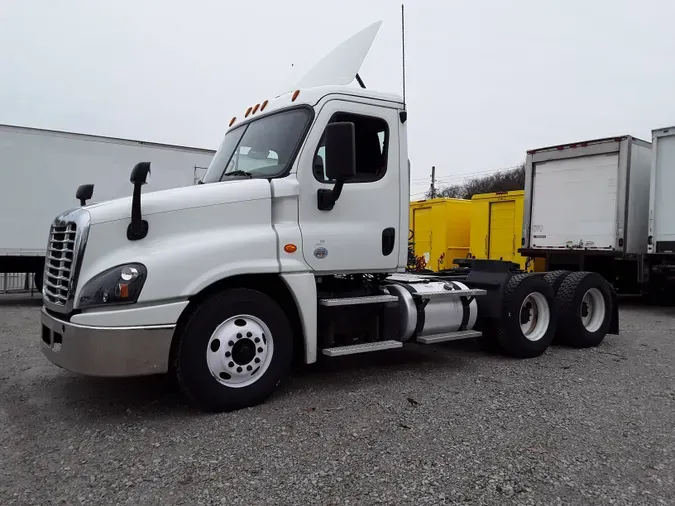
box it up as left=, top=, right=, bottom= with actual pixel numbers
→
left=1, top=295, right=674, bottom=506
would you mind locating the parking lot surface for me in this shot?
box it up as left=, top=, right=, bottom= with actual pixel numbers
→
left=1, top=295, right=674, bottom=506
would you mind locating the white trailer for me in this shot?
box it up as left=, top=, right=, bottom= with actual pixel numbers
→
left=37, top=22, right=619, bottom=412
left=646, top=126, right=675, bottom=296
left=0, top=124, right=215, bottom=289
left=520, top=136, right=652, bottom=293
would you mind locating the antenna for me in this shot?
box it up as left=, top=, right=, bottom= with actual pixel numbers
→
left=355, top=73, right=366, bottom=89
left=430, top=166, right=436, bottom=199
left=401, top=3, right=407, bottom=108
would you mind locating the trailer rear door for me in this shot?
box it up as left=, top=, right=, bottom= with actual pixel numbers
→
left=653, top=133, right=675, bottom=248
left=530, top=153, right=618, bottom=250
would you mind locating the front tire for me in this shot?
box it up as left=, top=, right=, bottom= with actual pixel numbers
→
left=496, top=273, right=558, bottom=358
left=174, top=288, right=293, bottom=412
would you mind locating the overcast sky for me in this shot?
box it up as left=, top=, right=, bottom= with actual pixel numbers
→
left=2, top=0, right=675, bottom=198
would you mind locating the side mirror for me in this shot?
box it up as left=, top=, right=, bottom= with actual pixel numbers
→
left=130, top=161, right=151, bottom=185
left=317, top=122, right=356, bottom=211
left=324, top=122, right=356, bottom=181
left=76, top=184, right=94, bottom=206
left=127, top=162, right=151, bottom=241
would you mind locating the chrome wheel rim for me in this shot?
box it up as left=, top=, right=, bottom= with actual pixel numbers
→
left=206, top=314, right=273, bottom=388
left=581, top=288, right=605, bottom=333
left=519, top=292, right=551, bottom=342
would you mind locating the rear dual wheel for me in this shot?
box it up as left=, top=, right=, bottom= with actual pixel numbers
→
left=553, top=271, right=612, bottom=348
left=483, top=270, right=613, bottom=357
left=476, top=273, right=557, bottom=357
left=494, top=273, right=558, bottom=358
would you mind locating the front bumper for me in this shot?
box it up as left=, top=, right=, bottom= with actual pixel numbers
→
left=40, top=308, right=175, bottom=377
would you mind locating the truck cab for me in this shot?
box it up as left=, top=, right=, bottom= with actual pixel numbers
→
left=40, top=22, right=619, bottom=412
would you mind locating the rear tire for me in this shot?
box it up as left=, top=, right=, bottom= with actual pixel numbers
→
left=543, top=270, right=571, bottom=342
left=174, top=288, right=293, bottom=412
left=555, top=271, right=612, bottom=348
left=543, top=270, right=571, bottom=293
left=496, top=273, right=558, bottom=358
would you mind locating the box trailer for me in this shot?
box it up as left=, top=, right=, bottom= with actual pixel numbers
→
left=409, top=197, right=471, bottom=271
left=646, top=126, right=675, bottom=296
left=469, top=190, right=544, bottom=272
left=0, top=124, right=215, bottom=290
left=520, top=135, right=651, bottom=292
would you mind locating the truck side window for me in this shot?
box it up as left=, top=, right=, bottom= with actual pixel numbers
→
left=314, top=113, right=388, bottom=183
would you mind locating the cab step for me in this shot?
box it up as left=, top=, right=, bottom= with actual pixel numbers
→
left=321, top=340, right=403, bottom=357
left=319, top=294, right=398, bottom=307
left=413, top=288, right=487, bottom=300
left=416, top=329, right=482, bottom=344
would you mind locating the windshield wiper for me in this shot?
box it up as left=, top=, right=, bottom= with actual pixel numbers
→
left=223, top=170, right=253, bottom=178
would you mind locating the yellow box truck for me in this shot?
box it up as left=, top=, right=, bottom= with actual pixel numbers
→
left=409, top=198, right=471, bottom=271
left=469, top=190, right=543, bottom=271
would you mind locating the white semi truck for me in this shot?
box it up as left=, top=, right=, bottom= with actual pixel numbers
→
left=39, top=22, right=619, bottom=412
left=0, top=124, right=215, bottom=290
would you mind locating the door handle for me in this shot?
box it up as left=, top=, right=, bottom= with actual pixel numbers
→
left=382, top=228, right=395, bottom=256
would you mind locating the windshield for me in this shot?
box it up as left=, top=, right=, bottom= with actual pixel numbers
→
left=202, top=107, right=312, bottom=183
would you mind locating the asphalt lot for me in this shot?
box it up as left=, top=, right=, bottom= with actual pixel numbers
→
left=1, top=295, right=674, bottom=506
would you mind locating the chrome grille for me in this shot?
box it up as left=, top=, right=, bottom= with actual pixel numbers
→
left=43, top=222, right=77, bottom=306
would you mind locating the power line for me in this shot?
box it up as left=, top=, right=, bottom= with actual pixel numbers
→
left=417, top=165, right=523, bottom=181
left=410, top=164, right=524, bottom=184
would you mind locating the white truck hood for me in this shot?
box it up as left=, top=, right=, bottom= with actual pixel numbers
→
left=83, top=179, right=271, bottom=225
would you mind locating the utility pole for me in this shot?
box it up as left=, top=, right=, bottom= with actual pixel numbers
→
left=430, top=165, right=436, bottom=199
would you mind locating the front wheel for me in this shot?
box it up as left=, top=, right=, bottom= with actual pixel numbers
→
left=174, top=288, right=293, bottom=412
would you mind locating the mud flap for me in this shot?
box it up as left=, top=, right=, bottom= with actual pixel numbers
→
left=608, top=287, right=619, bottom=335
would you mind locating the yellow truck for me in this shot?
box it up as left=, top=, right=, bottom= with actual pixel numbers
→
left=408, top=198, right=471, bottom=271
left=469, top=190, right=543, bottom=271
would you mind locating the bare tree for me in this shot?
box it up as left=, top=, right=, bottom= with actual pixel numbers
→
left=426, top=163, right=525, bottom=200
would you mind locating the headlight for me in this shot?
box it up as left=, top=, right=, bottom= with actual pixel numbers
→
left=78, top=263, right=147, bottom=309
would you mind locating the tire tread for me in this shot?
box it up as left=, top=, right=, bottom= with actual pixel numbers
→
left=543, top=270, right=571, bottom=293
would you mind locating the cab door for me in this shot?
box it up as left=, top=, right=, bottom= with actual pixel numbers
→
left=296, top=100, right=400, bottom=272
